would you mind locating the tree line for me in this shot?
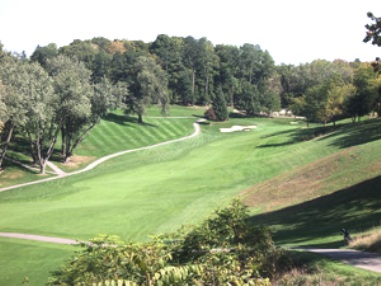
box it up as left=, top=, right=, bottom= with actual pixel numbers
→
left=1, top=19, right=381, bottom=173
left=28, top=33, right=381, bottom=124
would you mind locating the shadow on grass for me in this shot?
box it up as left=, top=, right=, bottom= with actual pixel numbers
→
left=321, top=119, right=381, bottom=149
left=250, top=175, right=381, bottom=247
left=192, top=114, right=206, bottom=118
left=258, top=126, right=338, bottom=148
left=102, top=113, right=157, bottom=127
left=259, top=119, right=381, bottom=150
left=256, top=141, right=296, bottom=148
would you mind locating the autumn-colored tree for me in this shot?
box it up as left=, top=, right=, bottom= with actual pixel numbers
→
left=107, top=40, right=127, bottom=54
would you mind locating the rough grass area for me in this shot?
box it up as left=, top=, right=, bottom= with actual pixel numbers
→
left=350, top=229, right=381, bottom=253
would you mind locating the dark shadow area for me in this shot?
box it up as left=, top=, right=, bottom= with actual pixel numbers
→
left=250, top=175, right=381, bottom=247
left=261, top=128, right=299, bottom=139
left=322, top=119, right=381, bottom=149
left=258, top=126, right=338, bottom=148
left=102, top=112, right=131, bottom=125
left=102, top=113, right=157, bottom=127
left=256, top=141, right=297, bottom=148
left=191, top=114, right=206, bottom=118
left=228, top=112, right=247, bottom=118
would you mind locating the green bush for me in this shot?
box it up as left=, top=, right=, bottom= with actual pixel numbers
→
left=48, top=200, right=281, bottom=285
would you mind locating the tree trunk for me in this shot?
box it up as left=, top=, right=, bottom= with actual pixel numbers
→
left=38, top=125, right=60, bottom=175
left=191, top=68, right=195, bottom=97
left=0, top=122, right=15, bottom=168
left=27, top=131, right=38, bottom=165
left=65, top=122, right=97, bottom=163
left=138, top=113, right=144, bottom=124
left=61, top=127, right=66, bottom=157
left=40, top=160, right=47, bottom=175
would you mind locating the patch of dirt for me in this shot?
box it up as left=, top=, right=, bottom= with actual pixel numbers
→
left=242, top=149, right=354, bottom=211
left=366, top=161, right=381, bottom=173
left=62, top=156, right=96, bottom=168
left=0, top=170, right=24, bottom=186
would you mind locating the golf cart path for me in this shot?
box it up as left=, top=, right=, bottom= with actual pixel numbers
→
left=299, top=248, right=381, bottom=274
left=0, top=232, right=79, bottom=245
left=0, top=122, right=200, bottom=193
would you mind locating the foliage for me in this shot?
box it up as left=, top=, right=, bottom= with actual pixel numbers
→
left=346, top=62, right=381, bottom=122
left=48, top=200, right=279, bottom=285
left=205, top=87, right=228, bottom=121
left=0, top=55, right=57, bottom=173
left=30, top=43, right=59, bottom=69
left=364, top=12, right=381, bottom=47
left=124, top=56, right=169, bottom=123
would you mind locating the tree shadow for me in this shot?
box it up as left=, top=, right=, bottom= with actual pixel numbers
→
left=249, top=175, right=381, bottom=247
left=102, top=113, right=157, bottom=127
left=229, top=112, right=246, bottom=118
left=192, top=114, right=206, bottom=118
left=256, top=141, right=296, bottom=148
left=258, top=126, right=335, bottom=148
left=321, top=119, right=381, bottom=149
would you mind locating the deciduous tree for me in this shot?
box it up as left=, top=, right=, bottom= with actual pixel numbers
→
left=125, top=56, right=169, bottom=123
left=47, top=55, right=93, bottom=162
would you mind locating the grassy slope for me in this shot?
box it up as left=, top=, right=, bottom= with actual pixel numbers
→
left=245, top=119, right=381, bottom=247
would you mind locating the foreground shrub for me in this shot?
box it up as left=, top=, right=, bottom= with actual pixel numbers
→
left=48, top=199, right=282, bottom=285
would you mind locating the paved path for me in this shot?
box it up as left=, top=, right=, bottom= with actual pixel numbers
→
left=0, top=232, right=79, bottom=245
left=46, top=161, right=67, bottom=176
left=299, top=248, right=381, bottom=274
left=0, top=121, right=200, bottom=193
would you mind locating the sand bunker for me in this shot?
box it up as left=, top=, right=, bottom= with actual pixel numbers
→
left=220, top=125, right=257, bottom=133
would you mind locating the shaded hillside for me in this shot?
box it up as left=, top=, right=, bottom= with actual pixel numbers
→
left=243, top=118, right=381, bottom=247
left=249, top=175, right=381, bottom=247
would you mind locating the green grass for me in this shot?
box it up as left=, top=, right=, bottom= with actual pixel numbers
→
left=1, top=108, right=381, bottom=284
left=0, top=238, right=73, bottom=286
left=0, top=116, right=333, bottom=241
left=76, top=111, right=197, bottom=158
left=0, top=107, right=200, bottom=183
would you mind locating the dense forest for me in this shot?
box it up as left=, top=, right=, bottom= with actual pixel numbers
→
left=0, top=31, right=381, bottom=174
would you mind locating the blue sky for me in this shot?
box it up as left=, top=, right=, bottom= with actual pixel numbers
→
left=0, top=0, right=380, bottom=65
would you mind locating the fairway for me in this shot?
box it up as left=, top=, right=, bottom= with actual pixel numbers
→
left=0, top=116, right=340, bottom=241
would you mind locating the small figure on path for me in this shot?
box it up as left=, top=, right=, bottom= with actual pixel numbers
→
left=341, top=228, right=352, bottom=244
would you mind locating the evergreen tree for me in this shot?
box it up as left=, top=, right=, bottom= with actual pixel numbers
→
left=211, top=87, right=229, bottom=121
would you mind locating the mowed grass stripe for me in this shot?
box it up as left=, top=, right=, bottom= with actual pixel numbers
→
left=76, top=115, right=195, bottom=158
left=156, top=119, right=194, bottom=140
